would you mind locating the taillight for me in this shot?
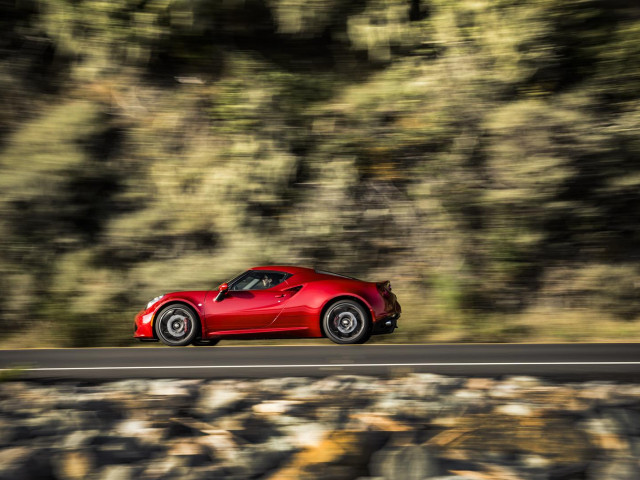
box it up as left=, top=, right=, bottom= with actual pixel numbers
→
left=377, top=281, right=391, bottom=296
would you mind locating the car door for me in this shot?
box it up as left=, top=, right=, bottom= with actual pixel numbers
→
left=203, top=271, right=290, bottom=332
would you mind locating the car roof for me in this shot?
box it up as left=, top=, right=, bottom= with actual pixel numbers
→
left=250, top=265, right=316, bottom=275
left=250, top=265, right=363, bottom=282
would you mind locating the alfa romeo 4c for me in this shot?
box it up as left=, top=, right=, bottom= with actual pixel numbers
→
left=134, top=266, right=401, bottom=346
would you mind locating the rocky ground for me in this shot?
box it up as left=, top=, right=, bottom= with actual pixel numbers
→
left=0, top=374, right=639, bottom=479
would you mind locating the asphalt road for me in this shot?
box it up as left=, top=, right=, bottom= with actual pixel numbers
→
left=1, top=343, right=639, bottom=381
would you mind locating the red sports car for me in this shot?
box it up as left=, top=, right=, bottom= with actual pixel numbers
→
left=134, top=266, right=401, bottom=346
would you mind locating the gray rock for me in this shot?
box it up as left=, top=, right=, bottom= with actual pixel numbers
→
left=588, top=459, right=640, bottom=480
left=0, top=447, right=32, bottom=480
left=494, top=402, right=535, bottom=416
left=24, top=411, right=75, bottom=438
left=257, top=377, right=313, bottom=393
left=279, top=422, right=328, bottom=448
left=375, top=396, right=466, bottom=423
left=236, top=415, right=282, bottom=444
left=237, top=444, right=293, bottom=477
left=0, top=376, right=638, bottom=480
left=503, top=375, right=545, bottom=388
left=74, top=399, right=126, bottom=426
left=51, top=449, right=95, bottom=480
left=604, top=408, right=640, bottom=436
left=518, top=453, right=552, bottom=469
left=196, top=385, right=247, bottom=416
left=184, top=465, right=248, bottom=480
left=140, top=454, right=189, bottom=478
left=402, top=373, right=464, bottom=397
left=0, top=422, right=19, bottom=447
left=91, top=436, right=152, bottom=465
left=369, top=444, right=440, bottom=480
left=146, top=379, right=199, bottom=397
left=106, top=379, right=150, bottom=394
left=252, top=399, right=303, bottom=416
left=580, top=416, right=622, bottom=435
left=631, top=438, right=640, bottom=457
left=62, top=429, right=100, bottom=449
left=99, top=464, right=136, bottom=480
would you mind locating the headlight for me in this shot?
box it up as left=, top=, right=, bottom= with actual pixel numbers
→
left=146, top=295, right=164, bottom=309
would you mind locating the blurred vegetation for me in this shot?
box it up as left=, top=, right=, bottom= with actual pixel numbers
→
left=2, top=0, right=640, bottom=346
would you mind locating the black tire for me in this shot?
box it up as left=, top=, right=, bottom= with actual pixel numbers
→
left=322, top=299, right=372, bottom=344
left=155, top=304, right=199, bottom=346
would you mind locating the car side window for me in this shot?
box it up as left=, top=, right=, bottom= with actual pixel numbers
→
left=230, top=271, right=290, bottom=291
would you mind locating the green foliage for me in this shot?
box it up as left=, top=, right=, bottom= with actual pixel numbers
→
left=1, top=0, right=640, bottom=345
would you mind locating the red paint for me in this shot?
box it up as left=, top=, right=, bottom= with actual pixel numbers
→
left=206, top=326, right=309, bottom=337
left=203, top=289, right=288, bottom=330
left=133, top=266, right=401, bottom=344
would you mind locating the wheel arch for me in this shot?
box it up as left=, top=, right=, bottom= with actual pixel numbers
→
left=319, top=294, right=374, bottom=338
left=152, top=300, right=204, bottom=340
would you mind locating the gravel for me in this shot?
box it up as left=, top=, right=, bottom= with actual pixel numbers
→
left=0, top=374, right=639, bottom=479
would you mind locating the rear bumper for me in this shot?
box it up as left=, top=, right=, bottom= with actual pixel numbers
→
left=372, top=290, right=401, bottom=336
left=372, top=312, right=400, bottom=335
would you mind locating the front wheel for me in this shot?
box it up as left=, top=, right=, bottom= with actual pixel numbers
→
left=155, top=305, right=199, bottom=346
left=322, top=300, right=371, bottom=344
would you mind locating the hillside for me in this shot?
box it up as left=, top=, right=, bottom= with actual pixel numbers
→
left=2, top=0, right=640, bottom=346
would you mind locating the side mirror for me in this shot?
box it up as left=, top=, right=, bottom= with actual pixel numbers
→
left=215, top=283, right=229, bottom=302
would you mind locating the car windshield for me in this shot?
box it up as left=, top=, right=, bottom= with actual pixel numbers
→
left=230, top=271, right=290, bottom=291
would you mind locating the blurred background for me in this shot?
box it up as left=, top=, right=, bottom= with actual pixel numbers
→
left=2, top=0, right=640, bottom=347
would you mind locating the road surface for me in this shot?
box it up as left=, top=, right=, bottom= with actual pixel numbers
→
left=1, top=343, right=639, bottom=381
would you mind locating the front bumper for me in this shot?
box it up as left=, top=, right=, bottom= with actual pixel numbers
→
left=133, top=309, right=156, bottom=340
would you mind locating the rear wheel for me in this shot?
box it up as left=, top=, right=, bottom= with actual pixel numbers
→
left=155, top=304, right=199, bottom=346
left=323, top=299, right=371, bottom=344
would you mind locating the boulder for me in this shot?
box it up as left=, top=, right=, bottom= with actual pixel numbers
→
left=369, top=444, right=441, bottom=480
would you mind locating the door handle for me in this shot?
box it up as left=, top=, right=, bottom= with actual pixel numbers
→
left=275, top=294, right=286, bottom=298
